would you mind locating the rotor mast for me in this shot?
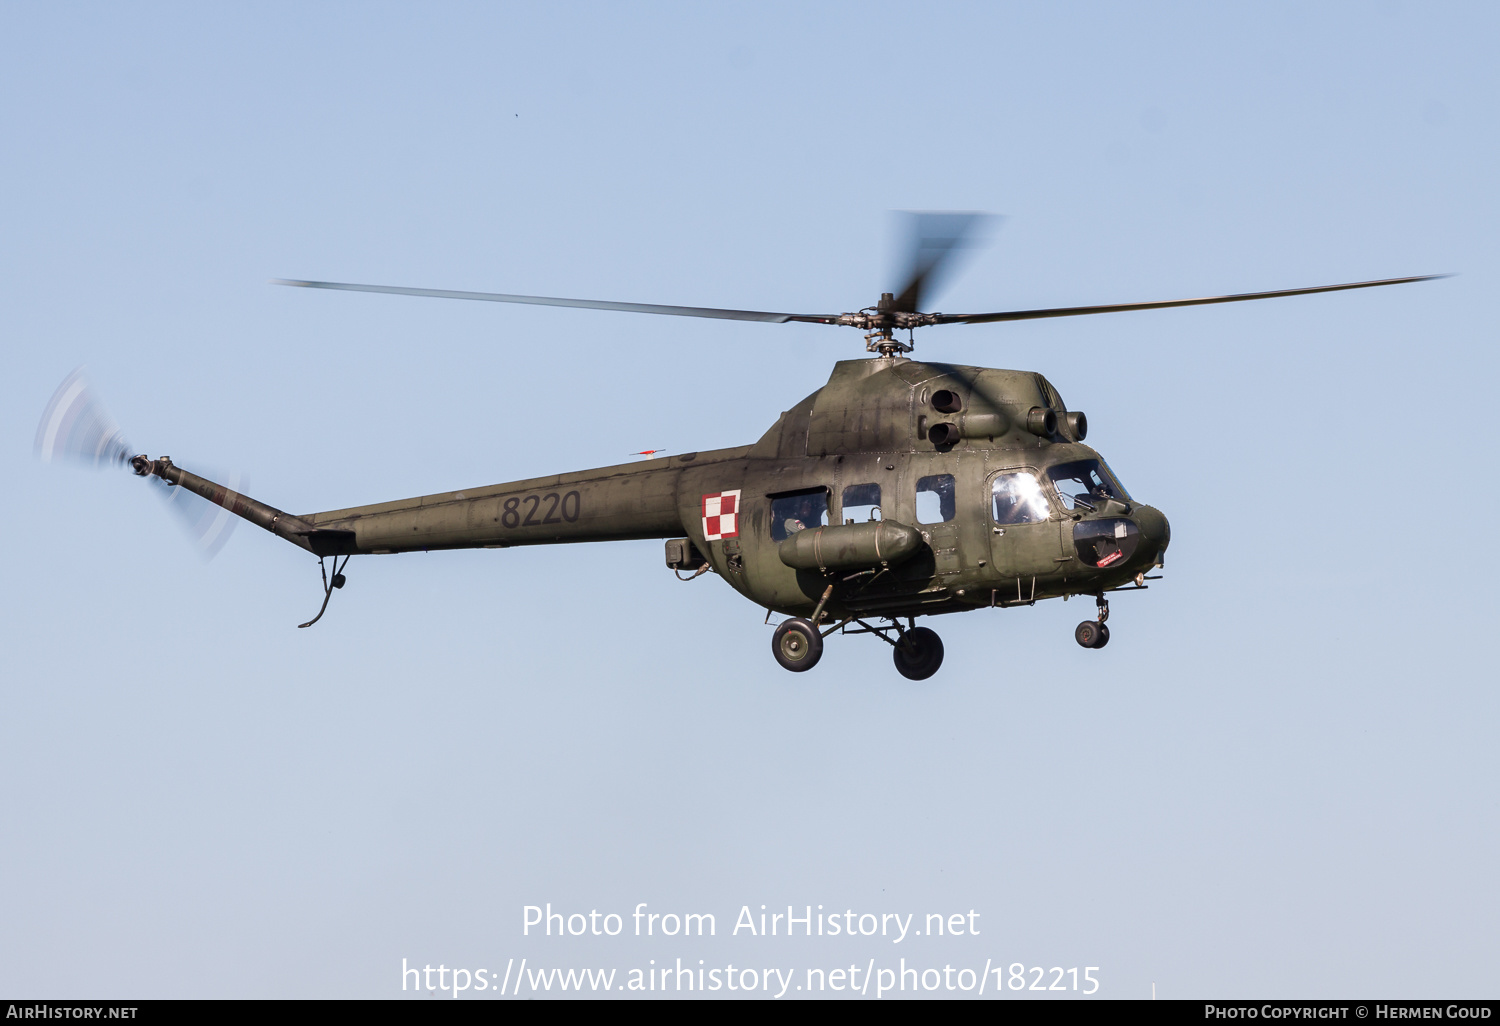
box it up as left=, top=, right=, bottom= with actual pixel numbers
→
left=834, top=293, right=952, bottom=357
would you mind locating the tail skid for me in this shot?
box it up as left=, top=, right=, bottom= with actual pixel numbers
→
left=298, top=554, right=351, bottom=628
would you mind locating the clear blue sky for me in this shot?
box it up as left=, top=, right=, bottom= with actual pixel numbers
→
left=2, top=1, right=1495, bottom=999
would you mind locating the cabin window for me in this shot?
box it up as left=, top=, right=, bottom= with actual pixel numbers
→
left=841, top=483, right=882, bottom=523
left=769, top=489, right=830, bottom=541
left=992, top=472, right=1051, bottom=525
left=915, top=474, right=956, bottom=524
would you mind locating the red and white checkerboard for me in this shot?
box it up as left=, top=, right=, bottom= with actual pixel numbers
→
left=701, top=490, right=741, bottom=541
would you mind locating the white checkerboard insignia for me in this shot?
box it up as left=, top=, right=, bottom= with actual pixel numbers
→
left=701, top=490, right=741, bottom=542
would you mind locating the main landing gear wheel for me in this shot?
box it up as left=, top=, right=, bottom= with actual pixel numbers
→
left=893, top=626, right=944, bottom=680
left=772, top=617, right=824, bottom=672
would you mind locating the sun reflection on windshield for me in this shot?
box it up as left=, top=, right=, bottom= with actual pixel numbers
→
left=992, top=472, right=1051, bottom=525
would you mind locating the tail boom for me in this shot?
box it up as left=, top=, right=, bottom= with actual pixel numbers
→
left=126, top=450, right=745, bottom=557
left=130, top=456, right=354, bottom=556
left=300, top=457, right=701, bottom=553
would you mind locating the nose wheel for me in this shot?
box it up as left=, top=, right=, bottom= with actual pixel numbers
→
left=1075, top=595, right=1111, bottom=649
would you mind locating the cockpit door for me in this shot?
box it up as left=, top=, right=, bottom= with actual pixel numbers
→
left=988, top=467, right=1066, bottom=579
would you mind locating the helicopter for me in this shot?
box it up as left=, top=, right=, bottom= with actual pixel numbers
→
left=37, top=214, right=1443, bottom=679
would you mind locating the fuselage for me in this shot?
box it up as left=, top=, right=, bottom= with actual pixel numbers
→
left=290, top=357, right=1170, bottom=621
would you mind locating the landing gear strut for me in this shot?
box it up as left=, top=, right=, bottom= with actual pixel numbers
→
left=1074, top=595, right=1110, bottom=649
left=770, top=613, right=947, bottom=680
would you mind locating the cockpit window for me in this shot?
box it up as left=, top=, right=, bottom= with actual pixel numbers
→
left=1097, top=459, right=1132, bottom=500
left=915, top=475, right=956, bottom=524
left=992, top=472, right=1051, bottom=525
left=1046, top=459, right=1130, bottom=510
left=842, top=483, right=882, bottom=523
left=770, top=489, right=830, bottom=541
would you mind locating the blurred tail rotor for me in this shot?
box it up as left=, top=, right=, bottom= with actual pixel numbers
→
left=36, top=368, right=242, bottom=559
left=152, top=465, right=246, bottom=559
left=34, top=368, right=131, bottom=469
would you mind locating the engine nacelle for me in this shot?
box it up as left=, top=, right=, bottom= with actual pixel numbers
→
left=1026, top=406, right=1057, bottom=437
left=1064, top=411, right=1088, bottom=441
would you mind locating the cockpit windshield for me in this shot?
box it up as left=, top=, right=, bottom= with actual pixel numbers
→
left=1046, top=459, right=1130, bottom=511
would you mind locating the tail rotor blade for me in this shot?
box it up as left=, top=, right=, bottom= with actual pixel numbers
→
left=38, top=369, right=242, bottom=559
left=35, top=368, right=132, bottom=468
left=150, top=466, right=246, bottom=559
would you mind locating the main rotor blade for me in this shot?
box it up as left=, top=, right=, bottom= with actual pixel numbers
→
left=934, top=274, right=1450, bottom=325
left=274, top=279, right=842, bottom=325
left=890, top=212, right=997, bottom=314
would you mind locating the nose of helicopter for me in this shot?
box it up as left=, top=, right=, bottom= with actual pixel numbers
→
left=1132, top=504, right=1171, bottom=564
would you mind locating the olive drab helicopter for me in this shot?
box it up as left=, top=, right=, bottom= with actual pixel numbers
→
left=37, top=214, right=1443, bottom=679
